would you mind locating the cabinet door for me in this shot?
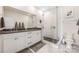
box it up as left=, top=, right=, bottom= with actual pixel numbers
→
left=25, top=31, right=41, bottom=47
left=27, top=31, right=41, bottom=46
left=0, top=36, right=3, bottom=53
left=15, top=33, right=26, bottom=52
left=25, top=32, right=32, bottom=47
left=3, top=37, right=16, bottom=53
left=32, top=31, right=41, bottom=43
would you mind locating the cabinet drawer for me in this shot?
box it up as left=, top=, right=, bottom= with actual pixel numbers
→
left=2, top=34, right=15, bottom=40
left=13, top=33, right=26, bottom=37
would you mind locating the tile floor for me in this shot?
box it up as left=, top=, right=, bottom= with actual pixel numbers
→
left=37, top=40, right=79, bottom=53
left=19, top=39, right=79, bottom=53
left=37, top=40, right=65, bottom=53
left=19, top=40, right=66, bottom=53
left=18, top=41, right=46, bottom=53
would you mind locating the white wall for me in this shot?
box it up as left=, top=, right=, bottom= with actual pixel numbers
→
left=44, top=9, right=57, bottom=39
left=57, top=6, right=64, bottom=43
left=36, top=10, right=43, bottom=28
left=37, top=7, right=58, bottom=39
left=4, top=7, right=38, bottom=29
left=57, top=6, right=79, bottom=44
left=10, top=6, right=38, bottom=15
left=61, top=7, right=79, bottom=35
left=4, top=9, right=28, bottom=29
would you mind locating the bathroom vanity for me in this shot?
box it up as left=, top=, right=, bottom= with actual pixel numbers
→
left=0, top=28, right=42, bottom=53
left=0, top=6, right=42, bottom=53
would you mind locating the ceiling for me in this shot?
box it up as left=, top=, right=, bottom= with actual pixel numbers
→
left=35, top=6, right=56, bottom=11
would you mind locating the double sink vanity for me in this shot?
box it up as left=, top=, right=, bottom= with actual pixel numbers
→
left=0, top=28, right=42, bottom=53
left=0, top=6, right=42, bottom=53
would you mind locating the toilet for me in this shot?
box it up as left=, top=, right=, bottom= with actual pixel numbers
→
left=63, top=33, right=74, bottom=52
